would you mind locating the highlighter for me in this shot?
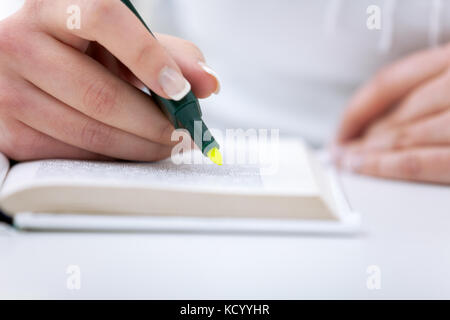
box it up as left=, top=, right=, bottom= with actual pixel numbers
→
left=120, top=0, right=222, bottom=165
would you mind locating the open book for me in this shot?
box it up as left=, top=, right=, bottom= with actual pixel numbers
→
left=0, top=139, right=360, bottom=233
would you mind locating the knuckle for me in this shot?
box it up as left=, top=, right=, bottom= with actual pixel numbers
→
left=398, top=153, right=422, bottom=178
left=86, top=0, right=117, bottom=30
left=83, top=80, right=119, bottom=119
left=80, top=120, right=114, bottom=150
left=134, top=42, right=158, bottom=67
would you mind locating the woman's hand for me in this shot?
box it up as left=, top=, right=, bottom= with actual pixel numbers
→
left=0, top=0, right=220, bottom=161
left=335, top=46, right=450, bottom=184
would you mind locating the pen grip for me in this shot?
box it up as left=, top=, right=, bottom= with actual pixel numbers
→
left=119, top=0, right=219, bottom=156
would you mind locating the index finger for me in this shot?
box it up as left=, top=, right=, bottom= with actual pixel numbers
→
left=33, top=0, right=191, bottom=100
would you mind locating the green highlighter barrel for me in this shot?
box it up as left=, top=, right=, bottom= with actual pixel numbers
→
left=120, top=0, right=220, bottom=156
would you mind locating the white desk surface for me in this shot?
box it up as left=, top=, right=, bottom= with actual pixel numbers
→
left=0, top=173, right=449, bottom=299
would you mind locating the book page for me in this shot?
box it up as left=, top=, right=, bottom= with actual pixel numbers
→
left=0, top=139, right=320, bottom=198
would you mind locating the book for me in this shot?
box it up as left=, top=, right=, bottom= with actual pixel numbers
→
left=0, top=139, right=360, bottom=233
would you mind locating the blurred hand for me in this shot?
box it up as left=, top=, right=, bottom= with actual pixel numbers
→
left=0, top=0, right=220, bottom=161
left=335, top=46, right=450, bottom=184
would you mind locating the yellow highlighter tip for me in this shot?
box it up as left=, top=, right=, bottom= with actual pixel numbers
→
left=207, top=147, right=223, bottom=166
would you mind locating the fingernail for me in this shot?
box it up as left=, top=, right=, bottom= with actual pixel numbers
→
left=341, top=154, right=363, bottom=173
left=198, top=62, right=221, bottom=94
left=158, top=66, right=191, bottom=101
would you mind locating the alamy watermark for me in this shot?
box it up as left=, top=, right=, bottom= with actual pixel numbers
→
left=66, top=265, right=81, bottom=290
left=366, top=265, right=381, bottom=290
left=66, top=5, right=81, bottom=30
left=367, top=5, right=382, bottom=30
left=170, top=124, right=281, bottom=175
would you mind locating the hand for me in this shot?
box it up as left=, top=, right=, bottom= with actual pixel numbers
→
left=335, top=46, right=450, bottom=184
left=0, top=0, right=220, bottom=161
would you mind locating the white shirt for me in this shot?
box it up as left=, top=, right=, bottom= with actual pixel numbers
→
left=3, top=0, right=450, bottom=146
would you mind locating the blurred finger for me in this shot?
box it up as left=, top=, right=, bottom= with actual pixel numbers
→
left=340, top=147, right=450, bottom=184
left=374, top=70, right=450, bottom=130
